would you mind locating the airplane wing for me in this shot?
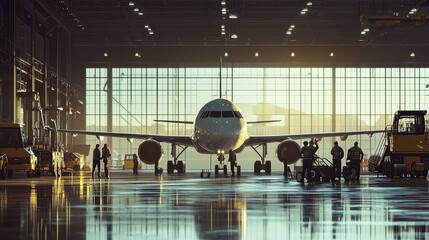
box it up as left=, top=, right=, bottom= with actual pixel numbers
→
left=58, top=129, right=194, bottom=146
left=246, top=130, right=385, bottom=146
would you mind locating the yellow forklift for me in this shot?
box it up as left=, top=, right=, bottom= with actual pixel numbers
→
left=369, top=110, right=429, bottom=177
left=0, top=122, right=39, bottom=178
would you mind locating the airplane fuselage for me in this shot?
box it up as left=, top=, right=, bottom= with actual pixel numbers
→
left=192, top=99, right=249, bottom=155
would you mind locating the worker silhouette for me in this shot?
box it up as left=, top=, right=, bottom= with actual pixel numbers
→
left=300, top=141, right=317, bottom=182
left=92, top=144, right=101, bottom=179
left=102, top=143, right=111, bottom=179
left=347, top=142, right=364, bottom=180
left=228, top=150, right=237, bottom=177
left=331, top=141, right=344, bottom=180
left=133, top=154, right=139, bottom=174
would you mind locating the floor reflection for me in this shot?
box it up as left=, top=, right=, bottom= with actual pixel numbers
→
left=0, top=172, right=429, bottom=239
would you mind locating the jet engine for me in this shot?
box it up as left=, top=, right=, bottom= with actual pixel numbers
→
left=138, top=139, right=164, bottom=165
left=276, top=139, right=301, bottom=164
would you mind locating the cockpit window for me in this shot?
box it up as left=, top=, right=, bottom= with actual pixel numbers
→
left=233, top=111, right=243, bottom=118
left=200, top=111, right=210, bottom=119
left=222, top=111, right=234, bottom=118
left=209, top=111, right=221, bottom=118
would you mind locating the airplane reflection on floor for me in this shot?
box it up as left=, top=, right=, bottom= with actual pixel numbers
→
left=0, top=171, right=428, bottom=240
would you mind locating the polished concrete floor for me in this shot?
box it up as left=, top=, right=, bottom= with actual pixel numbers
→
left=0, top=170, right=428, bottom=240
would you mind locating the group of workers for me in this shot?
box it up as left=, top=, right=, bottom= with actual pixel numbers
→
left=300, top=139, right=364, bottom=182
left=92, top=143, right=139, bottom=179
left=91, top=140, right=363, bottom=180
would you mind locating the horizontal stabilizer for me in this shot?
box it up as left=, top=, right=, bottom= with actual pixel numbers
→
left=154, top=120, right=194, bottom=124
left=247, top=120, right=281, bottom=124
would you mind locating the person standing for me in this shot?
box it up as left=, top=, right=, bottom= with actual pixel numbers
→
left=300, top=141, right=315, bottom=182
left=102, top=144, right=111, bottom=179
left=92, top=144, right=101, bottom=179
left=331, top=141, right=344, bottom=180
left=347, top=142, right=364, bottom=180
left=228, top=150, right=237, bottom=177
left=132, top=154, right=139, bottom=174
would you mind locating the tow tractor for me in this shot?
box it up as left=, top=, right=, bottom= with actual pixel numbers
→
left=0, top=123, right=40, bottom=178
left=369, top=110, right=429, bottom=177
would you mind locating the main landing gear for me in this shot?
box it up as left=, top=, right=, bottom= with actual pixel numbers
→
left=167, top=143, right=188, bottom=174
left=251, top=143, right=271, bottom=174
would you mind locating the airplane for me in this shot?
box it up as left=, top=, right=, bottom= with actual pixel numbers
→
left=58, top=98, right=384, bottom=176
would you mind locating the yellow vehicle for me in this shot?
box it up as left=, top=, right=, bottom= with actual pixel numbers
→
left=369, top=111, right=429, bottom=177
left=123, top=154, right=141, bottom=170
left=0, top=154, right=7, bottom=179
left=0, top=123, right=39, bottom=178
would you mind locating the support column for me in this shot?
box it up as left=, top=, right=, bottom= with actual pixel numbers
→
left=107, top=65, right=112, bottom=149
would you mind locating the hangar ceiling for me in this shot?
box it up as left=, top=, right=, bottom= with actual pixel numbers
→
left=69, top=0, right=429, bottom=47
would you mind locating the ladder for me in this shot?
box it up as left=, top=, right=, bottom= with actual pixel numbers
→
left=368, top=126, right=390, bottom=173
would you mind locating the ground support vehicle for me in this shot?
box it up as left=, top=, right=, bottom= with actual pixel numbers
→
left=0, top=123, right=40, bottom=178
left=369, top=111, right=429, bottom=178
left=295, top=157, right=334, bottom=182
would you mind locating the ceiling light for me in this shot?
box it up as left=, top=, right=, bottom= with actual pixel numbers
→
left=302, top=8, right=308, bottom=12
left=363, top=28, right=369, bottom=32
left=307, top=2, right=313, bottom=6
left=290, top=24, right=295, bottom=28
left=361, top=31, right=366, bottom=35
left=300, top=11, right=307, bottom=15
left=229, top=13, right=238, bottom=19
left=103, top=52, right=108, bottom=57
left=149, top=31, right=154, bottom=35
left=291, top=52, right=295, bottom=57
left=410, top=52, right=415, bottom=57
left=135, top=52, right=141, bottom=57
left=330, top=52, right=334, bottom=57
left=221, top=25, right=225, bottom=29
left=148, top=28, right=152, bottom=31
left=231, top=34, right=238, bottom=39
left=134, top=8, right=139, bottom=12
left=145, top=25, right=149, bottom=28
left=221, top=31, right=225, bottom=35
left=224, top=52, right=228, bottom=57
left=255, top=52, right=259, bottom=57
left=286, top=31, right=292, bottom=35
left=138, top=12, right=143, bottom=16
left=129, top=2, right=134, bottom=6
left=221, top=1, right=226, bottom=5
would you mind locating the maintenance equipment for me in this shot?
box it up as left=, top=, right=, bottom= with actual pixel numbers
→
left=295, top=157, right=334, bottom=182
left=0, top=123, right=40, bottom=178
left=369, top=110, right=429, bottom=177
left=0, top=154, right=8, bottom=179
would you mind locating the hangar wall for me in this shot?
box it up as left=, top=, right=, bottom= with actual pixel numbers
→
left=83, top=66, right=429, bottom=170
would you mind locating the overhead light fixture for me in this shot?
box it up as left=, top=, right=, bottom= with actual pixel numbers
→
left=138, top=12, right=143, bottom=16
left=231, top=34, right=238, bottom=39
left=363, top=28, right=369, bottom=32
left=149, top=31, right=154, bottom=35
left=145, top=25, right=149, bottom=28
left=103, top=52, right=108, bottom=57
left=221, top=31, right=225, bottom=35
left=255, top=52, right=259, bottom=57
left=135, top=52, right=141, bottom=57
left=221, top=1, right=226, bottom=5
left=134, top=8, right=139, bottom=12
left=229, top=13, right=238, bottom=19
left=221, top=25, right=225, bottom=29
left=72, top=133, right=78, bottom=137
left=129, top=2, right=134, bottom=6
left=290, top=24, right=295, bottom=28
left=361, top=31, right=366, bottom=35
left=222, top=8, right=227, bottom=14
left=224, top=52, right=228, bottom=57
left=291, top=52, right=295, bottom=57
left=410, top=52, right=415, bottom=57
left=286, top=31, right=292, bottom=35
left=300, top=11, right=307, bottom=15
left=330, top=52, right=334, bottom=57
left=307, top=2, right=313, bottom=6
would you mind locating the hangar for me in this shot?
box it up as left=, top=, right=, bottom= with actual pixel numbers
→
left=1, top=0, right=429, bottom=239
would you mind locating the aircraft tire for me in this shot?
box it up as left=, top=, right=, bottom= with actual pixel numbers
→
left=254, top=161, right=262, bottom=174
left=265, top=161, right=272, bottom=174
left=296, top=171, right=304, bottom=182
left=167, top=161, right=174, bottom=174
left=177, top=161, right=184, bottom=173
left=343, top=167, right=357, bottom=180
